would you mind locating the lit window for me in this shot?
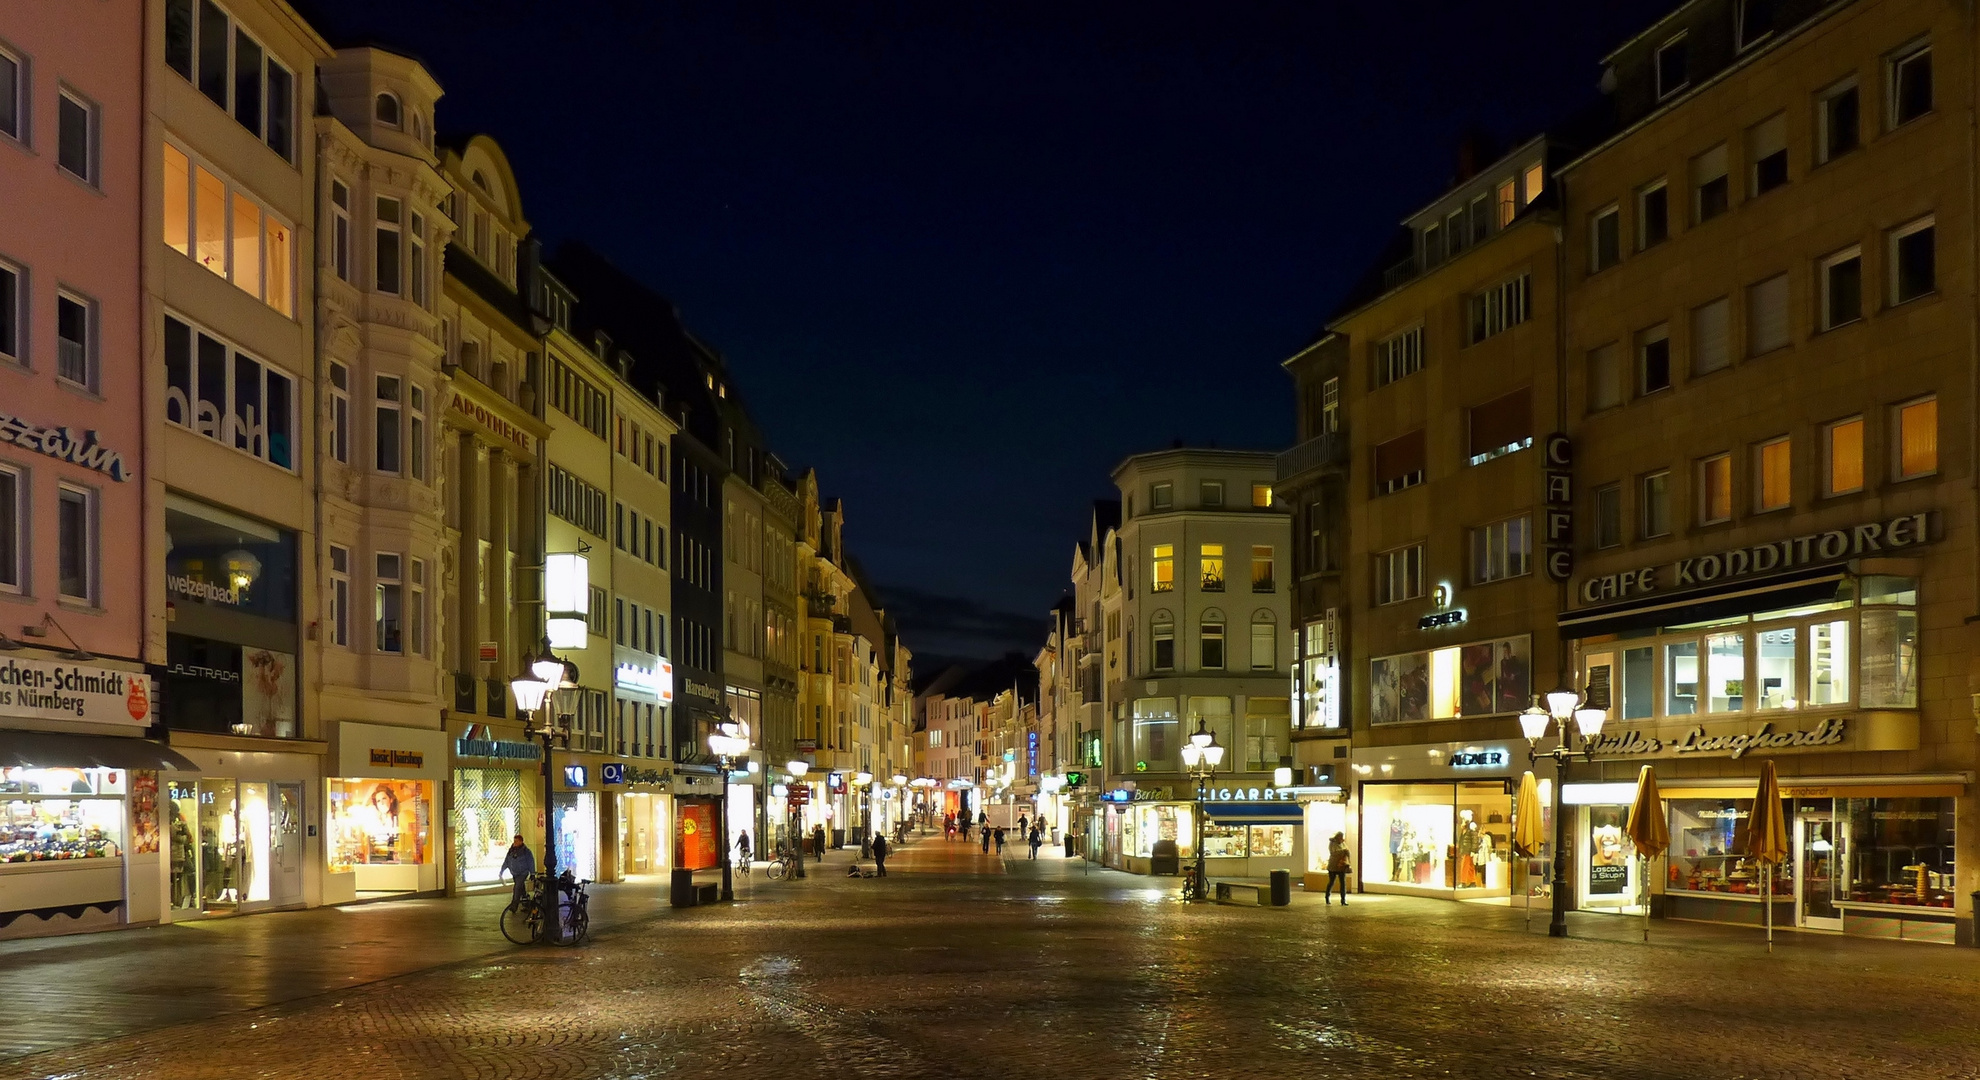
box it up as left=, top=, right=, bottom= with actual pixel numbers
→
left=1895, top=397, right=1937, bottom=479
left=1151, top=544, right=1173, bottom=593
left=1756, top=438, right=1790, bottom=512
left=1824, top=417, right=1864, bottom=495
left=1251, top=483, right=1272, bottom=508
left=1522, top=161, right=1544, bottom=205
left=1199, top=544, right=1225, bottom=592
left=1698, top=454, right=1732, bottom=525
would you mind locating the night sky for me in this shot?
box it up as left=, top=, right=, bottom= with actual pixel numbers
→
left=304, top=0, right=1671, bottom=668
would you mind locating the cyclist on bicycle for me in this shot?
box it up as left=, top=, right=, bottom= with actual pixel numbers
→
left=736, top=829, right=752, bottom=867
left=499, top=835, right=534, bottom=910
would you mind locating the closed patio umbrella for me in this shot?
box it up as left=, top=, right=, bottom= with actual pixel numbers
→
left=1745, top=760, right=1789, bottom=952
left=1625, top=766, right=1669, bottom=942
left=1514, top=771, right=1544, bottom=929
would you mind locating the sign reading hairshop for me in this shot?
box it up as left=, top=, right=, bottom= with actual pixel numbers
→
left=1577, top=512, right=1936, bottom=604
left=0, top=411, right=132, bottom=481
left=0, top=656, right=153, bottom=727
left=1542, top=433, right=1574, bottom=582
left=1585, top=716, right=1850, bottom=760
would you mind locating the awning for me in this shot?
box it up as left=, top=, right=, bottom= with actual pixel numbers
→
left=0, top=730, right=202, bottom=772
left=1559, top=566, right=1844, bottom=639
left=1203, top=802, right=1305, bottom=825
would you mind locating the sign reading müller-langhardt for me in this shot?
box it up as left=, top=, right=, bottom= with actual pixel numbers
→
left=1584, top=716, right=1850, bottom=760
left=0, top=656, right=153, bottom=727
left=1576, top=512, right=1936, bottom=604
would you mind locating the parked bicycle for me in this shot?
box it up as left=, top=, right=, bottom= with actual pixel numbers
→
left=500, top=870, right=590, bottom=945
left=765, top=842, right=802, bottom=881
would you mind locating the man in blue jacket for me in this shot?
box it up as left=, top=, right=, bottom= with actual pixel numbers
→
left=500, top=835, right=535, bottom=910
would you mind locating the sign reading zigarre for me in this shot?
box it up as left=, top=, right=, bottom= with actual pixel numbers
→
left=1577, top=512, right=1935, bottom=604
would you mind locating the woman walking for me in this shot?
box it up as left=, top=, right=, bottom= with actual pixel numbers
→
left=1325, top=831, right=1351, bottom=905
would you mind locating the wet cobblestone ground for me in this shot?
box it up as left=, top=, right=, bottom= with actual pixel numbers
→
left=5, top=838, right=1980, bottom=1079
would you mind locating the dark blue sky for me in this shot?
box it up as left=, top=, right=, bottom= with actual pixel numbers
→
left=307, top=0, right=1670, bottom=665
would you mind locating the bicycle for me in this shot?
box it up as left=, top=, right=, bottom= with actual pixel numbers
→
left=550, top=871, right=590, bottom=946
left=1178, top=865, right=1207, bottom=904
left=500, top=870, right=590, bottom=945
left=500, top=871, right=550, bottom=945
left=765, top=843, right=801, bottom=881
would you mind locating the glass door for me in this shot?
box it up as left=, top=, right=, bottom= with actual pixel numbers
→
left=1796, top=808, right=1843, bottom=931
left=270, top=782, right=305, bottom=905
left=197, top=779, right=240, bottom=913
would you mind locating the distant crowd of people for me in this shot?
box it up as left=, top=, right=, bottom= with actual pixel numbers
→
left=942, top=811, right=1047, bottom=858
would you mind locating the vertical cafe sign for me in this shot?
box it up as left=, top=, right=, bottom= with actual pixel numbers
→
left=1543, top=433, right=1573, bottom=582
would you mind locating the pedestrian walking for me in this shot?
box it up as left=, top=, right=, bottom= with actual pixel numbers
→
left=1028, top=827, right=1042, bottom=859
left=980, top=825, right=991, bottom=853
left=812, top=823, right=827, bottom=863
left=872, top=832, right=890, bottom=877
left=499, top=835, right=534, bottom=910
left=1017, top=813, right=1028, bottom=837
left=1325, top=831, right=1351, bottom=905
left=993, top=827, right=1006, bottom=855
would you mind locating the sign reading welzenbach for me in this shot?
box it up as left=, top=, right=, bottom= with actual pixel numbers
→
left=0, top=657, right=153, bottom=727
left=1576, top=512, right=1935, bottom=604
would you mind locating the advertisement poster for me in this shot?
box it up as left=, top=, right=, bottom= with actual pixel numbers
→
left=327, top=779, right=432, bottom=871
left=678, top=801, right=718, bottom=870
left=1495, top=637, right=1531, bottom=714
left=130, top=770, right=160, bottom=854
left=241, top=648, right=296, bottom=738
left=1369, top=658, right=1398, bottom=725
left=1588, top=807, right=1630, bottom=895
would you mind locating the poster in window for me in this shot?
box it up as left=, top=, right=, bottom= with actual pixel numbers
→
left=1495, top=636, right=1531, bottom=714
left=1588, top=807, right=1629, bottom=895
left=1395, top=652, right=1429, bottom=722
left=326, top=779, right=433, bottom=871
left=1370, top=657, right=1399, bottom=725
left=241, top=648, right=296, bottom=738
left=1459, top=643, right=1497, bottom=716
left=678, top=800, right=718, bottom=871
left=130, top=770, right=160, bottom=855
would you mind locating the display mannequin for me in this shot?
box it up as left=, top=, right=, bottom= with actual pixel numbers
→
left=1457, top=809, right=1482, bottom=888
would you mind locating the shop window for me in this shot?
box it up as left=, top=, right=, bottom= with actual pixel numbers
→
left=1361, top=782, right=1511, bottom=892
left=1697, top=454, right=1732, bottom=525
left=1889, top=40, right=1933, bottom=127
left=1755, top=437, right=1791, bottom=512
left=1824, top=416, right=1864, bottom=495
left=1199, top=615, right=1225, bottom=670
left=1245, top=697, right=1289, bottom=767
left=452, top=769, right=527, bottom=888
left=1669, top=797, right=1790, bottom=896
left=1691, top=144, right=1729, bottom=223
left=1372, top=636, right=1528, bottom=724
left=1621, top=646, right=1654, bottom=719
left=1841, top=796, right=1953, bottom=908
left=1889, top=216, right=1936, bottom=304
left=1666, top=640, right=1699, bottom=715
left=1816, top=78, right=1859, bottom=164
left=1150, top=543, right=1173, bottom=592
left=1820, top=246, right=1862, bottom=329
left=1747, top=112, right=1788, bottom=196
left=2, top=768, right=126, bottom=864
left=327, top=779, right=432, bottom=875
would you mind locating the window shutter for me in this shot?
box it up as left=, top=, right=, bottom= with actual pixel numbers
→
left=1691, top=297, right=1730, bottom=375
left=1373, top=430, right=1426, bottom=484
left=1690, top=144, right=1727, bottom=187
left=1747, top=273, right=1789, bottom=354
left=1587, top=344, right=1622, bottom=410
left=1466, top=388, right=1532, bottom=458
left=1748, top=113, right=1785, bottom=161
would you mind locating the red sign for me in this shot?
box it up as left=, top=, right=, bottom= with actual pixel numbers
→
left=126, top=678, right=150, bottom=721
left=678, top=802, right=719, bottom=870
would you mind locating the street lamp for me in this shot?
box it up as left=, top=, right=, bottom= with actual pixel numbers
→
left=1519, top=682, right=1608, bottom=938
left=853, top=771, right=874, bottom=857
left=1178, top=719, right=1225, bottom=903
left=708, top=722, right=751, bottom=901
left=786, top=759, right=810, bottom=878
left=510, top=639, right=579, bottom=904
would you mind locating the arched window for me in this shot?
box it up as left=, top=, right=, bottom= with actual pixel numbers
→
left=1200, top=610, right=1225, bottom=670
left=1151, top=611, right=1175, bottom=671
left=375, top=92, right=401, bottom=127
left=1250, top=611, right=1276, bottom=671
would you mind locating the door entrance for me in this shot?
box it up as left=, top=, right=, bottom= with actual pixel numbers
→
left=1796, top=809, right=1843, bottom=931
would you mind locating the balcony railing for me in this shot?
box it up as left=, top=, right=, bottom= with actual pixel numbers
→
left=1276, top=432, right=1345, bottom=481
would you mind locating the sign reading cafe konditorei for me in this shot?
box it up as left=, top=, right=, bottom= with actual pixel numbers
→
left=0, top=411, right=132, bottom=481
left=1577, top=512, right=1935, bottom=604
left=0, top=656, right=153, bottom=727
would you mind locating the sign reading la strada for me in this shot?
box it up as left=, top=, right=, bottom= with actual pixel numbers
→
left=1586, top=716, right=1850, bottom=760
left=1577, top=512, right=1934, bottom=604
left=0, top=656, right=152, bottom=727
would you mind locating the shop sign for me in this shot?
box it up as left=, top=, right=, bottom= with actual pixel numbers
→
left=1418, top=610, right=1466, bottom=630
left=1027, top=732, right=1039, bottom=778
left=455, top=727, right=542, bottom=762
left=0, top=411, right=133, bottom=481
left=615, top=659, right=675, bottom=704
left=601, top=763, right=626, bottom=785
left=1543, top=434, right=1574, bottom=582
left=1449, top=750, right=1508, bottom=769
left=1576, top=512, right=1935, bottom=604
left=1586, top=716, right=1849, bottom=761
left=0, top=656, right=153, bottom=727
left=368, top=749, right=425, bottom=769
left=449, top=391, right=534, bottom=455
left=1202, top=785, right=1291, bottom=802
left=685, top=678, right=721, bottom=702
left=564, top=765, right=589, bottom=787
left=167, top=573, right=244, bottom=605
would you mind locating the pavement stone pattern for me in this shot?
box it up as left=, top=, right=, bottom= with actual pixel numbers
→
left=3, top=836, right=1979, bottom=1080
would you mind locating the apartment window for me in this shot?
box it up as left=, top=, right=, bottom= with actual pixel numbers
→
left=1373, top=430, right=1426, bottom=495
left=1199, top=615, right=1225, bottom=670
left=0, top=260, right=16, bottom=364
left=1756, top=437, right=1791, bottom=512
left=0, top=466, right=19, bottom=592
left=409, top=213, right=427, bottom=306
left=1246, top=545, right=1275, bottom=593
left=1151, top=543, right=1174, bottom=592
left=1466, top=387, right=1532, bottom=465
left=55, top=292, right=91, bottom=388
left=1152, top=613, right=1175, bottom=671
left=1748, top=112, right=1788, bottom=195
left=56, top=90, right=95, bottom=185
left=1894, top=397, right=1938, bottom=480
left=1594, top=483, right=1622, bottom=549
left=161, top=143, right=294, bottom=315
left=1656, top=34, right=1689, bottom=99
left=161, top=314, right=295, bottom=469
left=1199, top=544, right=1225, bottom=592
left=1736, top=0, right=1773, bottom=50
left=1467, top=273, right=1530, bottom=343
left=1251, top=483, right=1273, bottom=508
left=1496, top=178, right=1516, bottom=227
left=1375, top=544, right=1424, bottom=606
left=409, top=559, right=426, bottom=656
left=1637, top=182, right=1669, bottom=248
left=1890, top=216, right=1935, bottom=304
left=327, top=545, right=351, bottom=647
left=1641, top=471, right=1672, bottom=538
left=1685, top=146, right=1728, bottom=224
left=1444, top=208, right=1467, bottom=256
left=1304, top=501, right=1328, bottom=574
left=164, top=0, right=293, bottom=158
left=1817, top=79, right=1859, bottom=164
left=1250, top=614, right=1276, bottom=671
left=375, top=197, right=402, bottom=295
left=1698, top=454, right=1733, bottom=525
left=1824, top=417, right=1864, bottom=495
left=1421, top=222, right=1442, bottom=268
left=1320, top=377, right=1339, bottom=433
left=327, top=361, right=350, bottom=464
left=375, top=375, right=402, bottom=474
left=1638, top=324, right=1672, bottom=395
left=56, top=485, right=93, bottom=602
left=329, top=180, right=350, bottom=281
left=1522, top=161, right=1544, bottom=205
left=1590, top=205, right=1620, bottom=272
left=1470, top=517, right=1531, bottom=584
left=1587, top=343, right=1622, bottom=412
left=1375, top=326, right=1422, bottom=386
left=408, top=385, right=426, bottom=481
left=1200, top=480, right=1224, bottom=508
left=1150, top=481, right=1172, bottom=511
left=375, top=553, right=403, bottom=653
left=1820, top=247, right=1862, bottom=329
left=0, top=45, right=21, bottom=143
left=1691, top=297, right=1730, bottom=376
left=1890, top=41, right=1933, bottom=127
left=1747, top=273, right=1790, bottom=355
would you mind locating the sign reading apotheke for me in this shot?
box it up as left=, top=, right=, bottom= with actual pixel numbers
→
left=0, top=656, right=152, bottom=727
left=1576, top=512, right=1936, bottom=604
left=1583, top=716, right=1850, bottom=761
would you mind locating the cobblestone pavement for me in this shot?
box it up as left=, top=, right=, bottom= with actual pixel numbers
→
left=5, top=836, right=1980, bottom=1080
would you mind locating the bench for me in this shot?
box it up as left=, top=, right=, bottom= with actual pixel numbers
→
left=1213, top=881, right=1272, bottom=906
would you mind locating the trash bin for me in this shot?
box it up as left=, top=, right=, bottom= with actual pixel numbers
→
left=670, top=867, right=697, bottom=908
left=1269, top=869, right=1292, bottom=907
left=1150, top=839, right=1180, bottom=876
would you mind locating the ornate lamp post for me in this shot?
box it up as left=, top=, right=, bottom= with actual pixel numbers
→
left=853, top=771, right=874, bottom=857
left=1519, top=683, right=1608, bottom=938
left=510, top=639, right=579, bottom=889
left=1177, top=719, right=1225, bottom=903
left=786, top=759, right=809, bottom=878
left=708, top=722, right=751, bottom=901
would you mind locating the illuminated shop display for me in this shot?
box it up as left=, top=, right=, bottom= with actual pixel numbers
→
left=168, top=778, right=304, bottom=914
left=1360, top=782, right=1511, bottom=894
left=451, top=768, right=526, bottom=887
left=1369, top=635, right=1530, bottom=725
left=327, top=778, right=432, bottom=872
left=1, top=768, right=126, bottom=862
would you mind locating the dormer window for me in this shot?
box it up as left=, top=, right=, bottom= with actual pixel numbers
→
left=375, top=91, right=401, bottom=127
left=1735, top=0, right=1773, bottom=51
left=1656, top=34, right=1689, bottom=100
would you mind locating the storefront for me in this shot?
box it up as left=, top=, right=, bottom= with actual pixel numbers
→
left=615, top=765, right=672, bottom=879
left=448, top=722, right=543, bottom=893
left=1300, top=797, right=1351, bottom=892
left=325, top=722, right=448, bottom=902
left=160, top=495, right=300, bottom=740
left=1103, top=783, right=1307, bottom=879
left=551, top=755, right=601, bottom=882
left=1352, top=741, right=1526, bottom=900
left=163, top=746, right=319, bottom=920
